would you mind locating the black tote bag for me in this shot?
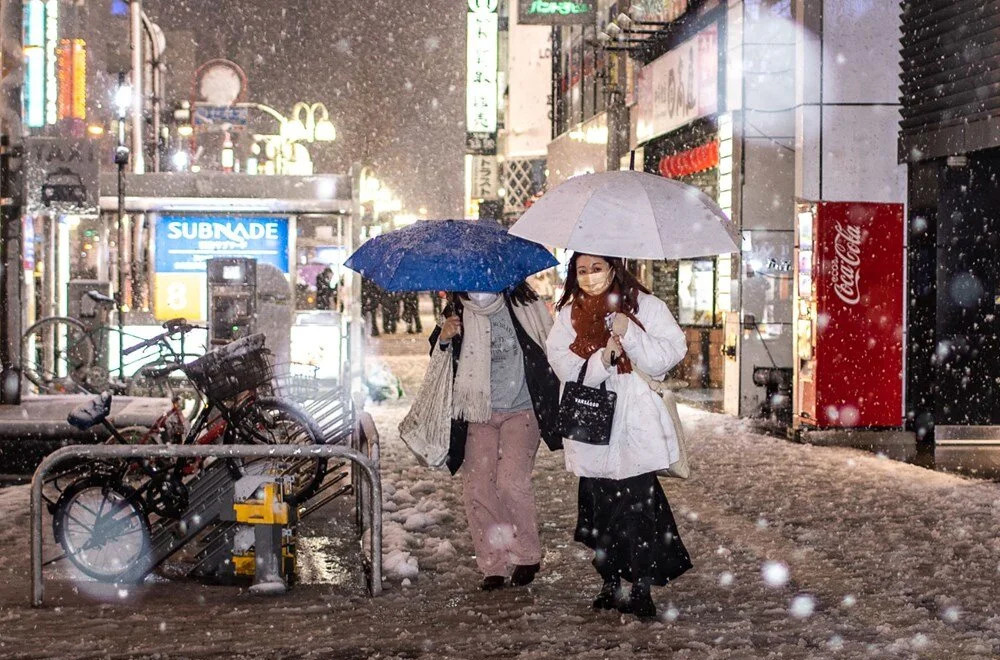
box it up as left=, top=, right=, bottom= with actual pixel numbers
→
left=557, top=361, right=617, bottom=445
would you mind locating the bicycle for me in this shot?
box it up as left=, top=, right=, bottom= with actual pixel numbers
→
left=21, top=290, right=205, bottom=416
left=48, top=334, right=328, bottom=581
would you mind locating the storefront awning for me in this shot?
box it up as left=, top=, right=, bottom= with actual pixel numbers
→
left=98, top=172, right=353, bottom=214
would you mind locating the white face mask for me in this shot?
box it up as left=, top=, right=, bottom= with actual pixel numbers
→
left=578, top=270, right=612, bottom=297
left=468, top=292, right=499, bottom=306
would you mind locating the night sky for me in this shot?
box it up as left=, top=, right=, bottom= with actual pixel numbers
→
left=144, top=0, right=466, bottom=218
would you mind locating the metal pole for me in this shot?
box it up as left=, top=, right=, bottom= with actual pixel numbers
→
left=605, top=49, right=628, bottom=172
left=116, top=71, right=127, bottom=362
left=129, top=0, right=145, bottom=174
left=0, top=0, right=25, bottom=404
left=348, top=163, right=365, bottom=398
left=31, top=442, right=382, bottom=606
left=140, top=12, right=162, bottom=172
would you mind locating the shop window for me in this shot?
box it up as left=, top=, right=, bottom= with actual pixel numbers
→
left=678, top=259, right=715, bottom=326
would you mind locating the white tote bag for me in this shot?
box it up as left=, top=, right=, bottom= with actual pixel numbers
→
left=636, top=370, right=691, bottom=480
left=398, top=346, right=454, bottom=468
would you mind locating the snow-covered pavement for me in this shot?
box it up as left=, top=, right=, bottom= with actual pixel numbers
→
left=2, top=364, right=1000, bottom=657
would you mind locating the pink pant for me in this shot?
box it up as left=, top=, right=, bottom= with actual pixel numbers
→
left=462, top=410, right=542, bottom=577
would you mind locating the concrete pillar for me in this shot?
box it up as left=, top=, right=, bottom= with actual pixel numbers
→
left=723, top=0, right=797, bottom=418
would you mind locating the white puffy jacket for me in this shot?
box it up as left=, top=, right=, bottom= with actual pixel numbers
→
left=545, top=292, right=687, bottom=480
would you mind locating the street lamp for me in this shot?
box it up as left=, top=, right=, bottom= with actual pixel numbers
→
left=289, top=102, right=337, bottom=143
left=242, top=101, right=336, bottom=174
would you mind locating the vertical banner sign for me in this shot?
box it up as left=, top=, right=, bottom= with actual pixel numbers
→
left=44, top=0, right=58, bottom=125
left=635, top=24, right=719, bottom=143
left=470, top=156, right=499, bottom=200
left=56, top=38, right=86, bottom=121
left=466, top=0, right=498, bottom=154
left=23, top=0, right=45, bottom=128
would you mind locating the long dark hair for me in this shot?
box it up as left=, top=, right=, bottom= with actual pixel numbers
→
left=556, top=253, right=649, bottom=314
left=442, top=281, right=539, bottom=318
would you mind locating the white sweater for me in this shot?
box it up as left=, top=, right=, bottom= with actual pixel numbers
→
left=545, top=292, right=687, bottom=480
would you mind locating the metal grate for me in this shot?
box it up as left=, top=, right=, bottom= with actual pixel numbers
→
left=502, top=158, right=545, bottom=215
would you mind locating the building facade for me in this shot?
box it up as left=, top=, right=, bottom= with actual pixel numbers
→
left=544, top=0, right=907, bottom=426
left=899, top=1, right=1000, bottom=444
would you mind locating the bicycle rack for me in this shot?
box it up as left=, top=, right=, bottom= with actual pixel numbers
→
left=30, top=443, right=382, bottom=607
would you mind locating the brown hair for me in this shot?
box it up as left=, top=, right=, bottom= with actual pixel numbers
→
left=556, top=253, right=649, bottom=314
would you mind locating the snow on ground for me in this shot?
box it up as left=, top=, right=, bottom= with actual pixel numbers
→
left=3, top=337, right=1000, bottom=657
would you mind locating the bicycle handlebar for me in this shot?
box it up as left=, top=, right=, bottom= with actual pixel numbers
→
left=123, top=321, right=205, bottom=357
left=123, top=333, right=166, bottom=356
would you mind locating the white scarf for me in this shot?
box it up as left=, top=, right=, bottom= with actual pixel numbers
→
left=452, top=295, right=552, bottom=423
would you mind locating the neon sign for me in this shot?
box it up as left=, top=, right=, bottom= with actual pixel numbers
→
left=45, top=0, right=58, bottom=125
left=23, top=0, right=45, bottom=127
left=518, top=0, right=594, bottom=24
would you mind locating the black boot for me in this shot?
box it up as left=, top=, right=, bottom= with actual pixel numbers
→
left=619, top=580, right=656, bottom=620
left=510, top=563, right=540, bottom=587
left=480, top=575, right=505, bottom=591
left=592, top=576, right=620, bottom=610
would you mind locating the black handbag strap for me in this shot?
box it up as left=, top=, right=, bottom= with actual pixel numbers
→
left=577, top=358, right=608, bottom=391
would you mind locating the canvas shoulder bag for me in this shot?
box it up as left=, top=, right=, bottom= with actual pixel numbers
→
left=557, top=360, right=617, bottom=445
left=635, top=370, right=691, bottom=479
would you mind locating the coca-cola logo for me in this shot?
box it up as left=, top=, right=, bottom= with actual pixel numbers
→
left=832, top=222, right=863, bottom=305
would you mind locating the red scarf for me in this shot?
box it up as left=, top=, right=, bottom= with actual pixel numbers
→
left=569, top=287, right=642, bottom=375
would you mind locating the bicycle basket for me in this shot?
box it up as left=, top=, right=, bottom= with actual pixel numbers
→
left=183, top=334, right=272, bottom=401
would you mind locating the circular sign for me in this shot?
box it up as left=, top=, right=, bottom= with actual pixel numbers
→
left=194, top=59, right=247, bottom=106
left=468, top=0, right=498, bottom=12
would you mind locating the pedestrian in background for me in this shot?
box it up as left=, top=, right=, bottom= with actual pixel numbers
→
left=315, top=266, right=336, bottom=310
left=428, top=283, right=562, bottom=591
left=361, top=277, right=381, bottom=337
left=546, top=252, right=692, bottom=620
left=431, top=290, right=445, bottom=318
left=382, top=290, right=400, bottom=334
left=402, top=292, right=423, bottom=334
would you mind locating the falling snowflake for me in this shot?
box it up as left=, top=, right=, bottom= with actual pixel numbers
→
left=789, top=594, right=816, bottom=619
left=761, top=561, right=789, bottom=587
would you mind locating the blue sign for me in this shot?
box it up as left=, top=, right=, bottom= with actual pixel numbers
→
left=155, top=215, right=290, bottom=274
left=192, top=105, right=250, bottom=127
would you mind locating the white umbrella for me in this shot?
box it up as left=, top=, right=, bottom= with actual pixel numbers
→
left=509, top=170, right=738, bottom=259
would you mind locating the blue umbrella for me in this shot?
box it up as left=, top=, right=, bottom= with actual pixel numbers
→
left=344, top=219, right=557, bottom=292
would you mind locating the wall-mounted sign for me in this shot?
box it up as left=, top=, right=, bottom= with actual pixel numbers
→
left=635, top=24, right=718, bottom=144
left=466, top=131, right=497, bottom=155
left=467, top=4, right=498, bottom=143
left=44, top=0, right=58, bottom=126
left=631, top=0, right=689, bottom=23
left=23, top=0, right=45, bottom=128
left=24, top=137, right=100, bottom=214
left=154, top=215, right=291, bottom=274
left=57, top=39, right=86, bottom=121
left=470, top=156, right=499, bottom=200
left=192, top=104, right=250, bottom=127
left=517, top=0, right=595, bottom=25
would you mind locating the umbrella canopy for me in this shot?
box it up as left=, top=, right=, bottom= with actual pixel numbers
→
left=344, top=219, right=557, bottom=293
left=509, top=170, right=739, bottom=260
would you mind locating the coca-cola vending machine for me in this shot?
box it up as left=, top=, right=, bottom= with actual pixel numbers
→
left=793, top=201, right=904, bottom=430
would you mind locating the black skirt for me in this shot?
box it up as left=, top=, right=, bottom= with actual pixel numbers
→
left=574, top=472, right=692, bottom=586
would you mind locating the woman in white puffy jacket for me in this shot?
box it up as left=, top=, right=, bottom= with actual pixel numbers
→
left=545, top=252, right=693, bottom=620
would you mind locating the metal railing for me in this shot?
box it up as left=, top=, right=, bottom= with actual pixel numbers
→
left=30, top=443, right=382, bottom=607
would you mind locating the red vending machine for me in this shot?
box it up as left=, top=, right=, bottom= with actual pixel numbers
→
left=793, top=201, right=904, bottom=429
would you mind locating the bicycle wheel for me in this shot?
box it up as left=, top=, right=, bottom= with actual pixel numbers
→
left=224, top=396, right=326, bottom=506
left=52, top=475, right=152, bottom=582
left=127, top=362, right=205, bottom=420
left=21, top=317, right=97, bottom=394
